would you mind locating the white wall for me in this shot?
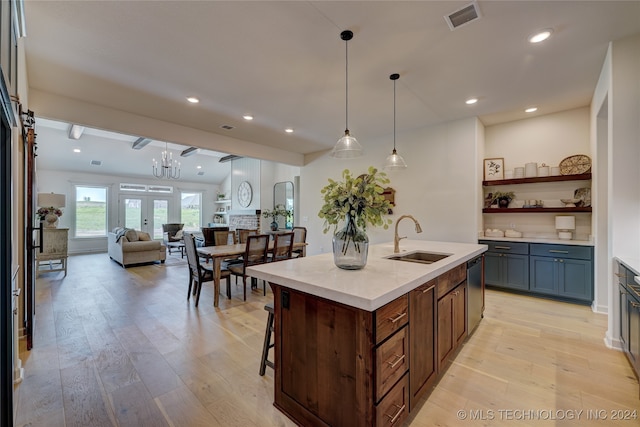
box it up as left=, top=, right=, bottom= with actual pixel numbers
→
left=600, top=33, right=640, bottom=347
left=300, top=117, right=481, bottom=256
left=483, top=107, right=592, bottom=239
left=37, top=169, right=221, bottom=254
left=610, top=34, right=640, bottom=260
left=260, top=160, right=300, bottom=232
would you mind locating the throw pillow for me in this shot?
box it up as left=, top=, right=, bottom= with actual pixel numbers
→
left=124, top=229, right=139, bottom=242
left=175, top=229, right=184, bottom=240
left=138, top=233, right=151, bottom=241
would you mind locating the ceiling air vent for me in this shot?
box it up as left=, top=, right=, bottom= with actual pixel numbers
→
left=197, top=171, right=205, bottom=176
left=445, top=1, right=481, bottom=30
left=90, top=160, right=102, bottom=166
left=220, top=124, right=235, bottom=130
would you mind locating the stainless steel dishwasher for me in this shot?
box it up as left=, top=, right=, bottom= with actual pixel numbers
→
left=467, top=255, right=484, bottom=333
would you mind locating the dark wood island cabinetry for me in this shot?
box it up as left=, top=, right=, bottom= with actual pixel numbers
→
left=248, top=240, right=487, bottom=427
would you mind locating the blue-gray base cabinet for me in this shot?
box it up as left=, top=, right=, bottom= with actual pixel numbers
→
left=480, top=240, right=593, bottom=304
left=481, top=241, right=529, bottom=291
left=617, top=262, right=640, bottom=386
left=529, top=244, right=593, bottom=302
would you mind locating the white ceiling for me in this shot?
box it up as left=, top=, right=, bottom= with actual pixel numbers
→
left=24, top=1, right=640, bottom=183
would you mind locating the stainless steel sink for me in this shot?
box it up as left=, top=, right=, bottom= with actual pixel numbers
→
left=386, top=251, right=452, bottom=264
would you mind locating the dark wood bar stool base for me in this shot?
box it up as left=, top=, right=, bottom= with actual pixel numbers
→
left=259, top=303, right=275, bottom=376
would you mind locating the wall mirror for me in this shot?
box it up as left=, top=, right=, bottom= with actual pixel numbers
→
left=274, top=181, right=294, bottom=229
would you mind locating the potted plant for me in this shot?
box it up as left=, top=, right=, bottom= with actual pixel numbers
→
left=318, top=167, right=393, bottom=270
left=491, top=191, right=515, bottom=208
left=262, top=204, right=292, bottom=231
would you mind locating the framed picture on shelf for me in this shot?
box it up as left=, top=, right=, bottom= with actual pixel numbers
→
left=484, top=158, right=504, bottom=181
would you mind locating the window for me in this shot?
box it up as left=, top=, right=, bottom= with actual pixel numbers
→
left=181, top=192, right=201, bottom=231
left=75, top=185, right=107, bottom=237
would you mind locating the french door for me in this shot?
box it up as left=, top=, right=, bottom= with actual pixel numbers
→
left=118, top=195, right=170, bottom=240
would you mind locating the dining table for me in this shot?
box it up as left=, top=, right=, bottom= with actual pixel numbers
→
left=197, top=241, right=307, bottom=307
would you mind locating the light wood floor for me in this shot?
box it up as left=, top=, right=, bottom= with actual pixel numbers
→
left=15, top=253, right=639, bottom=427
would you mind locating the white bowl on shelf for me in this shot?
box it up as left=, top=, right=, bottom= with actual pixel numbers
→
left=484, top=229, right=504, bottom=237
left=504, top=229, right=522, bottom=238
left=560, top=198, right=581, bottom=207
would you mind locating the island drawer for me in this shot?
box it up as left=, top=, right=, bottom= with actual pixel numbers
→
left=436, top=263, right=466, bottom=298
left=375, top=294, right=408, bottom=344
left=530, top=243, right=592, bottom=260
left=375, top=326, right=408, bottom=402
left=480, top=240, right=529, bottom=255
left=375, top=373, right=408, bottom=427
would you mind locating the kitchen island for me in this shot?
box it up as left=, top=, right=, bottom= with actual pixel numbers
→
left=248, top=240, right=487, bottom=427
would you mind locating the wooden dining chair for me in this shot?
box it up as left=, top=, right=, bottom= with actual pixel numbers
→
left=200, top=226, right=229, bottom=246
left=237, top=228, right=258, bottom=244
left=228, top=234, right=269, bottom=301
left=292, top=226, right=307, bottom=258
left=270, top=232, right=294, bottom=263
left=184, top=233, right=231, bottom=306
left=214, top=230, right=237, bottom=246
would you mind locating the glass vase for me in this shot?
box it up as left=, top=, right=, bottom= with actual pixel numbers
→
left=332, top=214, right=369, bottom=270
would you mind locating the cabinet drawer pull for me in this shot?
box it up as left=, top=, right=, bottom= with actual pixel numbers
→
left=494, top=246, right=511, bottom=250
left=631, top=301, right=640, bottom=309
left=385, top=404, right=406, bottom=424
left=421, top=287, right=433, bottom=294
left=388, top=312, right=407, bottom=323
left=630, top=287, right=640, bottom=299
left=386, top=353, right=406, bottom=369
left=615, top=272, right=625, bottom=277
left=548, top=250, right=569, bottom=254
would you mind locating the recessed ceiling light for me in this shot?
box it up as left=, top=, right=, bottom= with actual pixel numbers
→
left=243, top=115, right=254, bottom=121
left=525, top=107, right=538, bottom=113
left=197, top=165, right=202, bottom=169
left=73, top=148, right=81, bottom=153
left=186, top=97, right=200, bottom=104
left=465, top=98, right=478, bottom=105
left=285, top=128, right=294, bottom=133
left=529, top=29, right=552, bottom=44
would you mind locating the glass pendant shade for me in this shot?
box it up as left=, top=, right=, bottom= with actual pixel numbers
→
left=330, top=30, right=362, bottom=159
left=384, top=73, right=406, bottom=170
left=385, top=148, right=407, bottom=170
left=331, top=130, right=363, bottom=158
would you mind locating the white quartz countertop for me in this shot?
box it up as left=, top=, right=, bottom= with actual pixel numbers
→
left=479, top=236, right=594, bottom=246
left=247, top=240, right=487, bottom=311
left=615, top=256, right=640, bottom=276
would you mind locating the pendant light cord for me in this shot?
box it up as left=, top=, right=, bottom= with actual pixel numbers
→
left=345, top=37, right=349, bottom=133
left=393, top=78, right=396, bottom=151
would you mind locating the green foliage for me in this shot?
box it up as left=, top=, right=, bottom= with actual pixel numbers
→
left=318, top=166, right=393, bottom=234
left=491, top=191, right=515, bottom=204
left=262, top=204, right=292, bottom=221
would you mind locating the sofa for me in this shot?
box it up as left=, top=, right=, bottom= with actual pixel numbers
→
left=108, top=228, right=166, bottom=267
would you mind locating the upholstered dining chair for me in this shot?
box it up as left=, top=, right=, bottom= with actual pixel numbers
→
left=292, top=226, right=307, bottom=258
left=228, top=234, right=269, bottom=301
left=184, top=233, right=231, bottom=306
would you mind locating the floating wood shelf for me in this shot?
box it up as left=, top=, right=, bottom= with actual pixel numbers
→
left=482, top=173, right=591, bottom=187
left=483, top=207, right=592, bottom=213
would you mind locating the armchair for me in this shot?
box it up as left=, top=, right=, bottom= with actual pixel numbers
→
left=162, top=223, right=184, bottom=254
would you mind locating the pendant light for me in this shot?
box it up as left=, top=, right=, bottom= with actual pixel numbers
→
left=384, top=73, right=407, bottom=170
left=330, top=30, right=363, bottom=158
